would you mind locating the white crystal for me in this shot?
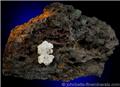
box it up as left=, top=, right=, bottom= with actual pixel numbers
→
left=37, top=41, right=54, bottom=65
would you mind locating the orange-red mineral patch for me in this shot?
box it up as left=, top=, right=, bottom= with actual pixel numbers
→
left=8, top=10, right=54, bottom=43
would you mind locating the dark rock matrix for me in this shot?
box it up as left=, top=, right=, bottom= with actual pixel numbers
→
left=3, top=3, right=119, bottom=81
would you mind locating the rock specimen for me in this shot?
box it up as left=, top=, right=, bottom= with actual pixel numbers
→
left=3, top=2, right=119, bottom=81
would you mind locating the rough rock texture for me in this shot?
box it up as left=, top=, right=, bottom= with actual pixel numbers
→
left=3, top=3, right=119, bottom=81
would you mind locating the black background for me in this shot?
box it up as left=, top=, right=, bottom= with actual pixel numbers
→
left=1, top=1, right=120, bottom=87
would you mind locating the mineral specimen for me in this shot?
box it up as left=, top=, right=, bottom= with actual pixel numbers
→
left=37, top=40, right=54, bottom=65
left=3, top=2, right=119, bottom=81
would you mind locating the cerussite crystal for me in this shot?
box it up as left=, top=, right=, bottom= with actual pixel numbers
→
left=3, top=3, right=119, bottom=81
left=37, top=41, right=54, bottom=65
